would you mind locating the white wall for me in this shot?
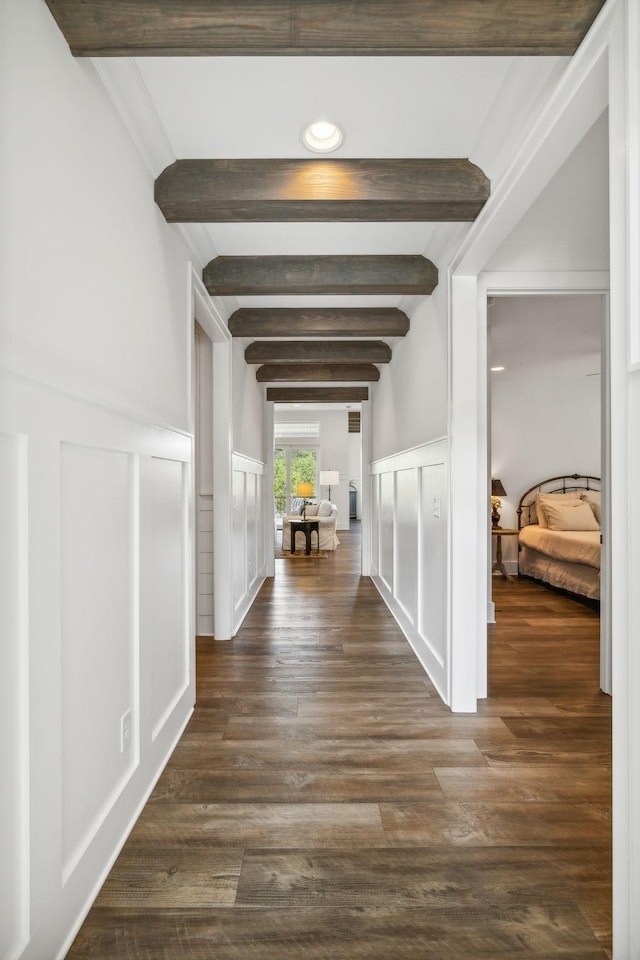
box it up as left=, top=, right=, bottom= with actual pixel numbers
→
left=371, top=282, right=449, bottom=461
left=486, top=111, right=609, bottom=273
left=0, top=2, right=191, bottom=432
left=0, top=2, right=196, bottom=957
left=233, top=347, right=266, bottom=462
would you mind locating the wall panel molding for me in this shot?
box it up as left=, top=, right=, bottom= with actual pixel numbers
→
left=0, top=369, right=194, bottom=960
left=370, top=438, right=448, bottom=703
left=232, top=452, right=267, bottom=633
left=0, top=432, right=29, bottom=960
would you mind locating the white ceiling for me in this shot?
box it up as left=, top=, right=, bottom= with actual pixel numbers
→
left=100, top=54, right=570, bottom=314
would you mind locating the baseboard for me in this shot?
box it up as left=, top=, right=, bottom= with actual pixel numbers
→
left=371, top=574, right=448, bottom=707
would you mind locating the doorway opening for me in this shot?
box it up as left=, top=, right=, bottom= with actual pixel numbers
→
left=487, top=292, right=610, bottom=697
left=270, top=403, right=362, bottom=565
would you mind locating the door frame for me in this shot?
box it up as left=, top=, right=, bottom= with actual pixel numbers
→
left=189, top=265, right=234, bottom=640
left=482, top=280, right=611, bottom=698
left=447, top=0, right=639, bottom=951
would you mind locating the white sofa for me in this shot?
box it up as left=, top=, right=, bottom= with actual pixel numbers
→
left=282, top=500, right=340, bottom=551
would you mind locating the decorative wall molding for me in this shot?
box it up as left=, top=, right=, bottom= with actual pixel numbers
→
left=370, top=438, right=449, bottom=703
left=232, top=452, right=267, bottom=634
left=0, top=369, right=194, bottom=960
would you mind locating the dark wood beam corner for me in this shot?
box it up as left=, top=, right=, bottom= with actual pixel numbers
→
left=154, top=158, right=489, bottom=223
left=256, top=364, right=380, bottom=383
left=205, top=256, right=437, bottom=297
left=266, top=387, right=369, bottom=403
left=245, top=341, right=391, bottom=365
left=43, top=1, right=606, bottom=57
left=229, top=308, right=410, bottom=338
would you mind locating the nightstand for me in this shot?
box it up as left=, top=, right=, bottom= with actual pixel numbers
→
left=491, top=527, right=519, bottom=581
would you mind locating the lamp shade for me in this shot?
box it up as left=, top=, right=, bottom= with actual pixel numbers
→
left=296, top=481, right=314, bottom=498
left=320, top=470, right=340, bottom=487
left=491, top=478, right=507, bottom=497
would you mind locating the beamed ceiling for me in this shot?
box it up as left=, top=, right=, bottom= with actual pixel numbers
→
left=45, top=0, right=606, bottom=397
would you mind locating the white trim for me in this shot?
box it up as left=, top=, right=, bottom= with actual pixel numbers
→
left=264, top=401, right=276, bottom=578
left=371, top=436, right=447, bottom=475
left=188, top=266, right=234, bottom=641
left=89, top=59, right=175, bottom=178
left=448, top=275, right=484, bottom=711
left=360, top=400, right=372, bottom=576
left=232, top=452, right=265, bottom=475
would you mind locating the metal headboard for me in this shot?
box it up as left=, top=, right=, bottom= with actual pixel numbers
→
left=517, top=473, right=601, bottom=530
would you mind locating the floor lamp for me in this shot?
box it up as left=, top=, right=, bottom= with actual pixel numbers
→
left=320, top=470, right=340, bottom=502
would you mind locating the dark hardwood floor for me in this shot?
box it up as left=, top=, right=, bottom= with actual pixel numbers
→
left=67, top=526, right=611, bottom=958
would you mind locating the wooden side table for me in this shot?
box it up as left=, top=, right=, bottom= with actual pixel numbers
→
left=492, top=527, right=519, bottom=581
left=289, top=519, right=320, bottom=555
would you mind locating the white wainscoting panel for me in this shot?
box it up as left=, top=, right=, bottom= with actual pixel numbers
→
left=0, top=370, right=193, bottom=960
left=60, top=443, right=136, bottom=880
left=232, top=453, right=267, bottom=633
left=419, top=461, right=448, bottom=685
left=140, top=456, right=189, bottom=742
left=0, top=432, right=29, bottom=960
left=232, top=467, right=247, bottom=614
left=379, top=471, right=395, bottom=593
left=371, top=471, right=380, bottom=575
left=371, top=439, right=449, bottom=703
left=395, top=467, right=419, bottom=625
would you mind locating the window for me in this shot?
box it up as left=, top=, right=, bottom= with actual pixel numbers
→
left=274, top=423, right=320, bottom=516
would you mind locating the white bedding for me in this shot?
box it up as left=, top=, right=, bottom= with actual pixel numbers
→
left=519, top=524, right=601, bottom=570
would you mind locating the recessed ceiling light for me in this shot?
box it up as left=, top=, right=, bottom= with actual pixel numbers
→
left=490, top=366, right=505, bottom=372
left=302, top=121, right=344, bottom=154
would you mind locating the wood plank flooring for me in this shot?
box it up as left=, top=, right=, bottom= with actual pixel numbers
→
left=66, top=527, right=611, bottom=959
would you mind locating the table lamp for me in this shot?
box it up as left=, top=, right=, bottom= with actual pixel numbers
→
left=491, top=478, right=507, bottom=528
left=296, top=481, right=314, bottom=519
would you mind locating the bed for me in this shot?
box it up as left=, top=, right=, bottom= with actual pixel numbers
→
left=517, top=474, right=601, bottom=601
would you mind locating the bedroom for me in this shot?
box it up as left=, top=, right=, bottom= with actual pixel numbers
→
left=488, top=291, right=607, bottom=688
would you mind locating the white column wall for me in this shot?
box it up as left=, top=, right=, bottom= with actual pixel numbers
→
left=0, top=2, right=198, bottom=957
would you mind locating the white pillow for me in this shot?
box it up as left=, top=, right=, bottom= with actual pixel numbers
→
left=580, top=491, right=601, bottom=524
left=317, top=500, right=333, bottom=517
left=536, top=492, right=582, bottom=528
left=304, top=503, right=319, bottom=516
left=544, top=500, right=600, bottom=531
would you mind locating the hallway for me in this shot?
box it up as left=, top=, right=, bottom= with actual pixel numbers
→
left=67, top=528, right=610, bottom=958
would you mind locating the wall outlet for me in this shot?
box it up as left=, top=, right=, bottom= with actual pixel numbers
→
left=120, top=709, right=132, bottom=753
left=433, top=496, right=441, bottom=518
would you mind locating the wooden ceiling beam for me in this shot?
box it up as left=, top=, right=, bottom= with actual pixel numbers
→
left=246, top=341, right=391, bottom=365
left=256, top=364, right=380, bottom=382
left=229, top=308, right=410, bottom=338
left=205, top=256, right=437, bottom=297
left=155, top=159, right=489, bottom=223
left=44, top=1, right=606, bottom=57
left=267, top=388, right=369, bottom=403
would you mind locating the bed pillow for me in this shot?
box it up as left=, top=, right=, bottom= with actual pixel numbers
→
left=580, top=490, right=602, bottom=524
left=536, top=492, right=582, bottom=528
left=544, top=500, right=600, bottom=531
